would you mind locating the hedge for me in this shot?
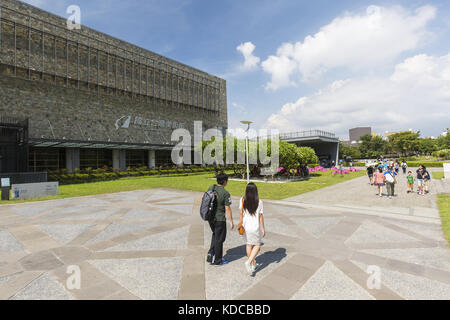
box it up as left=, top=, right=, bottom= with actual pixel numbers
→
left=342, top=161, right=445, bottom=168
left=406, top=161, right=444, bottom=168
left=48, top=166, right=228, bottom=185
left=352, top=162, right=365, bottom=167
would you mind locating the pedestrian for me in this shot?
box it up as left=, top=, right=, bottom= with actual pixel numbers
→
left=238, top=183, right=265, bottom=275
left=378, top=162, right=383, bottom=170
left=374, top=167, right=386, bottom=197
left=394, top=160, right=400, bottom=174
left=416, top=166, right=425, bottom=195
left=401, top=160, right=408, bottom=174
left=366, top=165, right=374, bottom=185
left=384, top=166, right=397, bottom=199
left=406, top=171, right=414, bottom=193
left=422, top=165, right=431, bottom=194
left=206, top=173, right=234, bottom=266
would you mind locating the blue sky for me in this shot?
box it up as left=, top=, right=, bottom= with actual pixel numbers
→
left=24, top=0, right=450, bottom=138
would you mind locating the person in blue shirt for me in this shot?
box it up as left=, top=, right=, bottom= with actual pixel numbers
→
left=383, top=166, right=398, bottom=199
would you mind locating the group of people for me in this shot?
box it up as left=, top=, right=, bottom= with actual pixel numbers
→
left=366, top=160, right=431, bottom=198
left=206, top=173, right=265, bottom=276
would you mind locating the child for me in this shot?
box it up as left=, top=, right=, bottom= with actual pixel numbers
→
left=406, top=171, right=414, bottom=193
left=239, top=183, right=265, bottom=275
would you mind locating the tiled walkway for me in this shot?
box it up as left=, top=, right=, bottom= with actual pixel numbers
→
left=0, top=187, right=449, bottom=300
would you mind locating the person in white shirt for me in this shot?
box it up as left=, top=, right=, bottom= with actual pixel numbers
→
left=238, top=183, right=265, bottom=275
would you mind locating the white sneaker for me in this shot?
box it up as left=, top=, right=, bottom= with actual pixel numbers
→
left=244, top=261, right=253, bottom=275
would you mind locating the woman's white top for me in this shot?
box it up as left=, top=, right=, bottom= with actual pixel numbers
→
left=240, top=197, right=263, bottom=233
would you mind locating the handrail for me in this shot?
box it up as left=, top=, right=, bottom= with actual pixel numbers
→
left=257, top=130, right=336, bottom=141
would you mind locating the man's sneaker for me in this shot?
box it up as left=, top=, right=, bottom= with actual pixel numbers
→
left=215, top=258, right=229, bottom=266
left=244, top=261, right=253, bottom=275
left=206, top=253, right=213, bottom=263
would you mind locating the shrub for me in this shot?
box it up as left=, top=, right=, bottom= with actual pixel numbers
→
left=432, top=149, right=450, bottom=159
left=352, top=162, right=366, bottom=167
left=406, top=161, right=443, bottom=167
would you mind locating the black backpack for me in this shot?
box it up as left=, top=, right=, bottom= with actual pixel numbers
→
left=200, top=185, right=218, bottom=221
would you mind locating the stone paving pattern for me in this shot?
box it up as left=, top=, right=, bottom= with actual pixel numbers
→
left=0, top=184, right=449, bottom=300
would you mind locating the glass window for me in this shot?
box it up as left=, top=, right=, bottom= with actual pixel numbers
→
left=126, top=150, right=147, bottom=168
left=28, top=147, right=65, bottom=172
left=80, top=148, right=112, bottom=169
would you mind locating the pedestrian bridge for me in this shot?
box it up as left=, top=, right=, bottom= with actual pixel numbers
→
left=259, top=130, right=339, bottom=167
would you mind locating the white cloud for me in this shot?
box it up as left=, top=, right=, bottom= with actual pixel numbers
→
left=264, top=53, right=450, bottom=137
left=262, top=5, right=436, bottom=90
left=236, top=42, right=261, bottom=71
left=231, top=102, right=247, bottom=114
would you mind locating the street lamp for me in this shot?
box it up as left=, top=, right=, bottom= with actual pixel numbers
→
left=240, top=120, right=253, bottom=184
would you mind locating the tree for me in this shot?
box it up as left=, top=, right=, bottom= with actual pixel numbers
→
left=296, top=147, right=318, bottom=166
left=359, top=134, right=388, bottom=158
left=418, top=138, right=438, bottom=155
left=388, top=131, right=420, bottom=156
left=437, top=129, right=450, bottom=150
left=278, top=141, right=299, bottom=174
left=199, top=138, right=318, bottom=176
left=339, top=142, right=361, bottom=160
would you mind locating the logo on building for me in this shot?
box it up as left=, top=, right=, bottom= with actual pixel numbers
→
left=115, top=115, right=131, bottom=130
left=115, top=115, right=184, bottom=131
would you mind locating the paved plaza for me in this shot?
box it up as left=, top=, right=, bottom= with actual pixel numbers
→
left=0, top=181, right=449, bottom=300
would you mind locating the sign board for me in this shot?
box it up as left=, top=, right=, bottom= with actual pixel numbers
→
left=1, top=178, right=10, bottom=187
left=11, top=182, right=59, bottom=200
left=444, top=163, right=450, bottom=179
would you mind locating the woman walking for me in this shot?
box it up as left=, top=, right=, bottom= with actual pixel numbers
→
left=422, top=165, right=431, bottom=194
left=416, top=166, right=425, bottom=195
left=366, top=165, right=374, bottom=185
left=238, top=183, right=265, bottom=275
left=374, top=167, right=386, bottom=197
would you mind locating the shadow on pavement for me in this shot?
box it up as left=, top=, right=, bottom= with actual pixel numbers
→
left=255, top=248, right=287, bottom=273
left=223, top=246, right=287, bottom=274
left=223, top=245, right=247, bottom=262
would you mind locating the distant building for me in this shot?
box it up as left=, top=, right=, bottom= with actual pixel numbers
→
left=349, top=127, right=371, bottom=145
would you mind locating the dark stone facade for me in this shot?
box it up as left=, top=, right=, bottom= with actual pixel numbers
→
left=0, top=0, right=227, bottom=147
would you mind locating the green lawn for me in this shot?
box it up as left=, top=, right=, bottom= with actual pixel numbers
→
left=437, top=194, right=450, bottom=247
left=0, top=170, right=365, bottom=204
left=432, top=172, right=445, bottom=179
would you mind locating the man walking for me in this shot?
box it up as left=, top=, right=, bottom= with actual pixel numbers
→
left=384, top=166, right=398, bottom=199
left=207, top=173, right=234, bottom=265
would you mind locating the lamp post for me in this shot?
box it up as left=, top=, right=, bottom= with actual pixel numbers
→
left=240, top=120, right=252, bottom=184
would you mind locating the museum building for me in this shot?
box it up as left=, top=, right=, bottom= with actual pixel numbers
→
left=0, top=0, right=227, bottom=173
